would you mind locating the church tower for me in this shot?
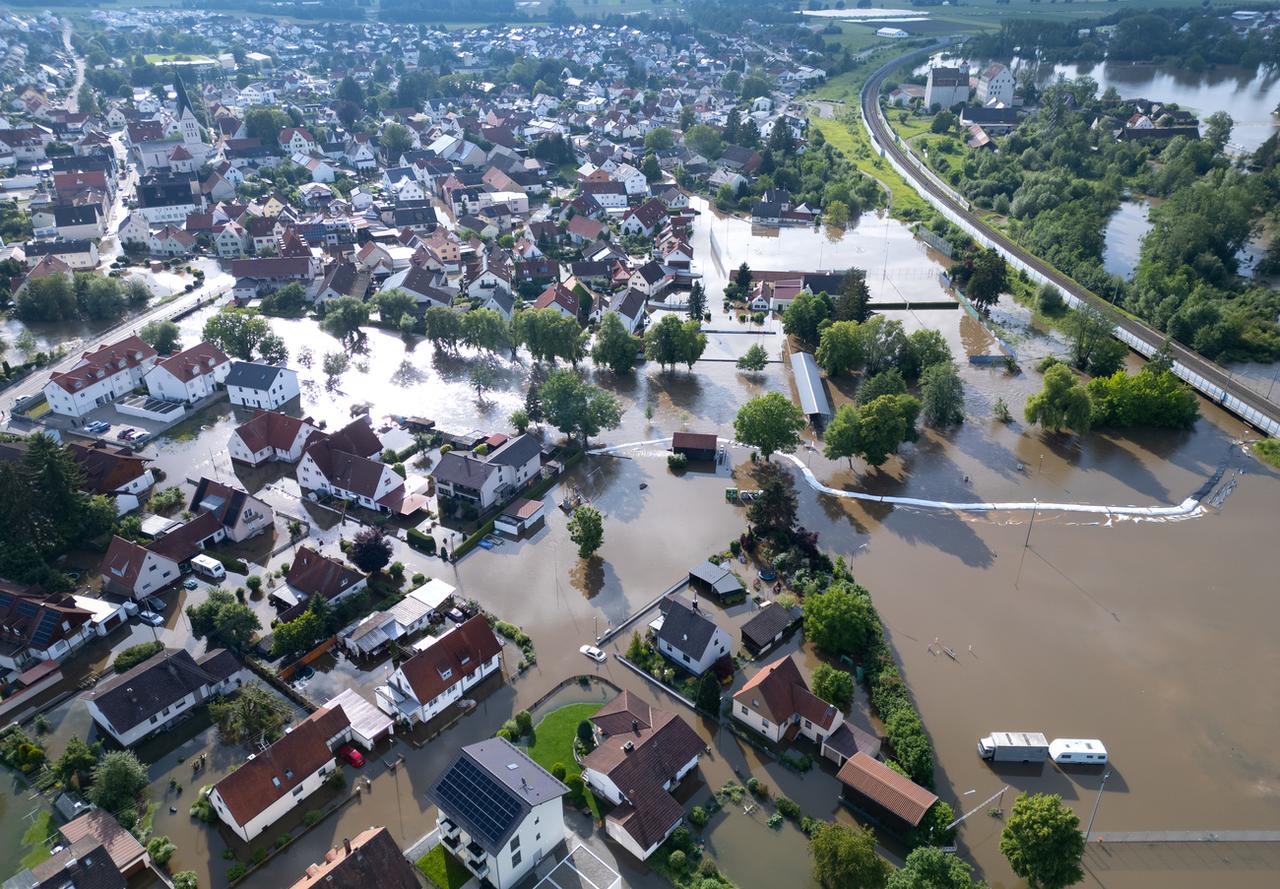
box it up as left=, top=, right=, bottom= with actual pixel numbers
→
left=173, top=70, right=204, bottom=147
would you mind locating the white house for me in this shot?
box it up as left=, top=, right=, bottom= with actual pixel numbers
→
left=607, top=288, right=647, bottom=335
left=297, top=436, right=405, bottom=513
left=188, top=477, right=275, bottom=543
left=225, top=361, right=300, bottom=409
left=431, top=433, right=542, bottom=510
left=427, top=739, right=567, bottom=889
left=143, top=342, right=230, bottom=404
left=0, top=583, right=97, bottom=672
left=924, top=66, right=970, bottom=110
left=731, top=654, right=845, bottom=746
left=85, top=648, right=246, bottom=747
left=374, top=616, right=502, bottom=724
left=977, top=63, right=1015, bottom=106
left=209, top=704, right=352, bottom=841
left=581, top=691, right=705, bottom=860
left=654, top=595, right=731, bottom=676
left=227, top=410, right=316, bottom=466
left=44, top=336, right=159, bottom=418
left=99, top=535, right=181, bottom=600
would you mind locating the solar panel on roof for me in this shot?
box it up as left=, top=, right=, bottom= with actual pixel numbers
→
left=435, top=755, right=521, bottom=849
left=31, top=614, right=58, bottom=645
left=16, top=602, right=38, bottom=618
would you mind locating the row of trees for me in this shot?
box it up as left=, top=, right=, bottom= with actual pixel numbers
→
left=1025, top=360, right=1200, bottom=436
left=15, top=274, right=150, bottom=324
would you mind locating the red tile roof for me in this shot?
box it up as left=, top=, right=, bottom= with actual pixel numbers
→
left=836, top=752, right=937, bottom=827
left=733, top=654, right=839, bottom=730
left=399, top=616, right=502, bottom=705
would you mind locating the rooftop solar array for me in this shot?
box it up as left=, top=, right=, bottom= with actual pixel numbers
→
left=435, top=754, right=522, bottom=850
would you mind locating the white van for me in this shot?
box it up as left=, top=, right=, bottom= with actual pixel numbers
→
left=190, top=554, right=226, bottom=580
left=1050, top=738, right=1108, bottom=765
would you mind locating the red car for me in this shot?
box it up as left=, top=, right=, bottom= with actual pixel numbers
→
left=337, top=744, right=365, bottom=767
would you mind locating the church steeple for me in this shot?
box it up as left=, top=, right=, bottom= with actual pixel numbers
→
left=171, top=68, right=204, bottom=147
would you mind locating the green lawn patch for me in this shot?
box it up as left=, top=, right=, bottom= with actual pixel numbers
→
left=523, top=703, right=604, bottom=819
left=809, top=113, right=930, bottom=220
left=1254, top=438, right=1280, bottom=469
left=416, top=846, right=470, bottom=889
left=20, top=811, right=57, bottom=869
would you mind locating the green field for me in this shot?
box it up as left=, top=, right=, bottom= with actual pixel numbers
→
left=144, top=52, right=216, bottom=64
left=809, top=112, right=930, bottom=219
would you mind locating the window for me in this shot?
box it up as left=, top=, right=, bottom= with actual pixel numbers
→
left=510, top=851, right=521, bottom=868
left=150, top=715, right=158, bottom=724
left=740, top=705, right=748, bottom=716
left=292, top=785, right=304, bottom=796
left=510, top=836, right=520, bottom=852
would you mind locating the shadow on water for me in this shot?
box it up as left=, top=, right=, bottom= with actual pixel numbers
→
left=570, top=555, right=607, bottom=600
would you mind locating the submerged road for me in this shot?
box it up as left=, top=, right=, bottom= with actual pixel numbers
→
left=857, top=42, right=1280, bottom=438
left=588, top=438, right=1218, bottom=519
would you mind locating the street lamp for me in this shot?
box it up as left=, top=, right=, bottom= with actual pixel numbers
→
left=1084, top=769, right=1112, bottom=842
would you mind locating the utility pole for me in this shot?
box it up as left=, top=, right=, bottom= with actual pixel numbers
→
left=1015, top=499, right=1038, bottom=589
left=1084, top=769, right=1112, bottom=842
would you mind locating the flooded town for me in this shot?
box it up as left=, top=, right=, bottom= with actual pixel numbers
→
left=0, top=5, right=1278, bottom=889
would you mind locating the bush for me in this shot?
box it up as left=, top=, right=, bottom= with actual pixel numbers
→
left=514, top=709, right=533, bottom=735
left=173, top=872, right=198, bottom=889
left=226, top=863, right=246, bottom=882
left=303, top=810, right=323, bottom=827
left=745, top=777, right=769, bottom=798
left=775, top=797, right=801, bottom=822
left=275, top=834, right=291, bottom=849
left=667, top=850, right=688, bottom=874
left=551, top=763, right=567, bottom=781
left=667, top=452, right=689, bottom=471
left=406, top=528, right=437, bottom=554
left=251, top=849, right=267, bottom=865
left=689, top=805, right=710, bottom=827
left=324, top=768, right=345, bottom=790
left=147, top=836, right=176, bottom=866
left=496, top=720, right=521, bottom=741
left=114, top=640, right=164, bottom=673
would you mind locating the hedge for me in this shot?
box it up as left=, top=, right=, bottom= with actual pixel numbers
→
left=406, top=527, right=437, bottom=554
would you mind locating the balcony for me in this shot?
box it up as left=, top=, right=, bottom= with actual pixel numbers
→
left=439, top=817, right=459, bottom=839
left=463, top=857, right=489, bottom=880
left=464, top=840, right=486, bottom=862
left=440, top=833, right=460, bottom=852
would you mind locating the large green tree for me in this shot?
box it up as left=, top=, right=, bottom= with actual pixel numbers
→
left=962, top=248, right=1008, bottom=311
left=202, top=310, right=285, bottom=362
left=815, top=320, right=866, bottom=377
left=208, top=684, right=286, bottom=746
left=733, top=391, right=806, bottom=459
left=591, top=311, right=640, bottom=375
left=461, top=308, right=511, bottom=354
left=809, top=822, right=891, bottom=889
left=999, top=793, right=1086, bottom=889
left=320, top=296, right=369, bottom=345
left=833, top=270, right=872, bottom=323
left=539, top=368, right=623, bottom=445
left=803, top=580, right=877, bottom=659
left=87, top=751, right=148, bottom=812
left=887, top=846, right=987, bottom=889
left=824, top=395, right=920, bottom=469
left=644, top=314, right=705, bottom=370
left=1025, top=364, right=1092, bottom=435
left=568, top=505, right=604, bottom=559
left=747, top=463, right=798, bottom=536
left=423, top=306, right=463, bottom=352
left=186, top=589, right=261, bottom=651
left=811, top=663, right=854, bottom=709
left=920, top=363, right=966, bottom=427
left=782, top=290, right=832, bottom=347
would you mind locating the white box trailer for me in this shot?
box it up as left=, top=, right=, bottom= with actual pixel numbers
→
left=190, top=553, right=226, bottom=580
left=978, top=731, right=1049, bottom=762
left=1050, top=738, right=1108, bottom=765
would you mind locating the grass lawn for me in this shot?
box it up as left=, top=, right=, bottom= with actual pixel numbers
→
left=1253, top=438, right=1280, bottom=469
left=416, top=846, right=471, bottom=889
left=20, top=812, right=57, bottom=869
left=144, top=53, right=216, bottom=64
left=886, top=110, right=935, bottom=142
left=808, top=113, right=930, bottom=219
left=523, top=703, right=604, bottom=819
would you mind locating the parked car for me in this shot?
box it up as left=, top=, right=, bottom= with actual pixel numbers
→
left=84, top=421, right=109, bottom=434
left=579, top=645, right=607, bottom=663
left=337, top=744, right=365, bottom=767
left=146, top=596, right=165, bottom=613
left=116, top=427, right=138, bottom=441
left=446, top=607, right=466, bottom=623
left=183, top=578, right=199, bottom=590
left=138, top=610, right=164, bottom=627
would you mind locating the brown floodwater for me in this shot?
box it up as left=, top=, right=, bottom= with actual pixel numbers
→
left=8, top=197, right=1278, bottom=889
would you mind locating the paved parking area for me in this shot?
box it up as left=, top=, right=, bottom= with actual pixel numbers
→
left=533, top=843, right=621, bottom=889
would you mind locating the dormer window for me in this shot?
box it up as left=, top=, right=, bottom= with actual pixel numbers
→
left=438, top=667, right=453, bottom=681
left=271, top=776, right=281, bottom=787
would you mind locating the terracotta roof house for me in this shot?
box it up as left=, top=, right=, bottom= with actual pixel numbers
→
left=288, top=827, right=420, bottom=889
left=43, top=336, right=158, bottom=419
left=581, top=691, right=705, bottom=860
left=143, top=341, right=230, bottom=404
left=99, top=535, right=181, bottom=601
left=85, top=647, right=245, bottom=747
left=427, top=739, right=568, bottom=889
left=278, top=546, right=367, bottom=620
left=58, top=810, right=148, bottom=877
left=431, top=432, right=542, bottom=510
left=837, top=752, right=938, bottom=832
left=532, top=281, right=580, bottom=319
left=210, top=704, right=353, bottom=841
left=228, top=410, right=316, bottom=466
left=732, top=655, right=845, bottom=748
left=375, top=615, right=502, bottom=725
left=67, top=441, right=154, bottom=513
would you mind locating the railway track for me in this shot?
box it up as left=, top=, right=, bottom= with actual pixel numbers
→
left=857, top=43, right=1280, bottom=437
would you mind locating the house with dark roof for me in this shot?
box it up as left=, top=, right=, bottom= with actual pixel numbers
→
left=278, top=546, right=366, bottom=620
left=288, top=826, right=421, bottom=889
left=85, top=647, right=245, bottom=747
left=0, top=580, right=95, bottom=671
left=225, top=361, right=300, bottom=410
left=628, top=259, right=672, bottom=298
left=2, top=837, right=125, bottom=889
left=732, top=655, right=845, bottom=748
left=431, top=433, right=542, bottom=510
left=428, top=738, right=568, bottom=889
left=581, top=691, right=705, bottom=860
left=654, top=595, right=731, bottom=676
left=227, top=410, right=317, bottom=466
left=375, top=615, right=502, bottom=724
left=210, top=704, right=353, bottom=841
left=686, top=560, right=746, bottom=603
left=740, top=602, right=799, bottom=657
left=57, top=810, right=148, bottom=878
left=619, top=198, right=667, bottom=238
left=837, top=751, right=938, bottom=833
left=189, top=477, right=274, bottom=542
left=607, top=287, right=648, bottom=335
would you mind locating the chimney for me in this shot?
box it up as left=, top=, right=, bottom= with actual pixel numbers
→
left=691, top=596, right=699, bottom=611
left=631, top=719, right=639, bottom=733
left=343, top=838, right=351, bottom=856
